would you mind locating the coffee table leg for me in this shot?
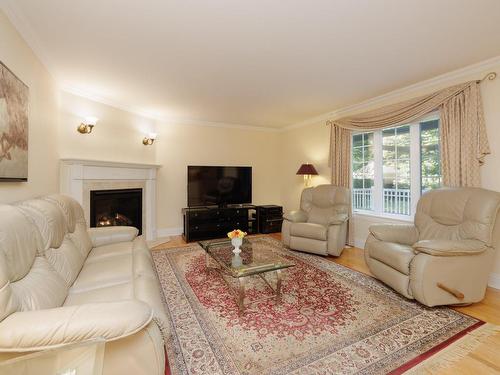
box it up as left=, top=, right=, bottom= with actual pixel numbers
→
left=237, top=277, right=246, bottom=314
left=276, top=269, right=282, bottom=303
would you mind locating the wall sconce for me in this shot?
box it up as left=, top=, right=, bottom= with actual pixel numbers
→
left=143, top=133, right=157, bottom=145
left=296, top=163, right=318, bottom=187
left=77, top=116, right=98, bottom=134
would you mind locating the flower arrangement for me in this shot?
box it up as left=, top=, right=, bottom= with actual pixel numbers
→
left=228, top=229, right=246, bottom=255
left=227, top=229, right=247, bottom=239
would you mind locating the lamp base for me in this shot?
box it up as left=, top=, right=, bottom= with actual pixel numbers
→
left=303, top=175, right=312, bottom=187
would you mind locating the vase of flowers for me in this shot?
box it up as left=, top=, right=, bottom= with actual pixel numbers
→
left=227, top=229, right=246, bottom=254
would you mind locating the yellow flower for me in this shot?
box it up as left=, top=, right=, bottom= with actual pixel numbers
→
left=227, top=229, right=247, bottom=239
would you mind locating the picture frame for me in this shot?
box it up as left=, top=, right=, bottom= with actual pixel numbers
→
left=0, top=60, right=29, bottom=182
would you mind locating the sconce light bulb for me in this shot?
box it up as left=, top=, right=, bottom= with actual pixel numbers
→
left=85, top=116, right=99, bottom=126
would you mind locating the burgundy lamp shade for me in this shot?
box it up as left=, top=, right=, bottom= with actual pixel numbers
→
left=296, top=163, right=318, bottom=175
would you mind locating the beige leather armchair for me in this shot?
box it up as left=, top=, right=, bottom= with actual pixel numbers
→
left=282, top=185, right=350, bottom=256
left=0, top=195, right=167, bottom=375
left=365, top=187, right=500, bottom=307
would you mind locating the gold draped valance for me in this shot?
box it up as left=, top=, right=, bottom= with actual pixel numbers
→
left=327, top=80, right=490, bottom=188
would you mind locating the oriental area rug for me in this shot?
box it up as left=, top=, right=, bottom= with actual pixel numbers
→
left=152, top=236, right=482, bottom=375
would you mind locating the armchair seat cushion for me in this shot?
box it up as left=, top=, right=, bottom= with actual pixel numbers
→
left=368, top=241, right=414, bottom=275
left=290, top=222, right=327, bottom=241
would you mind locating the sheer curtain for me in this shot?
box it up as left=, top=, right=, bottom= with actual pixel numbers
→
left=327, top=80, right=490, bottom=188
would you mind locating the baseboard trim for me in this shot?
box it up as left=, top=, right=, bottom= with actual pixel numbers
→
left=488, top=273, right=500, bottom=290
left=157, top=227, right=183, bottom=237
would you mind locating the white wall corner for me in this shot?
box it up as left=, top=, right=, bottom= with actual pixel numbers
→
left=488, top=273, right=500, bottom=290
left=353, top=237, right=366, bottom=250
left=157, top=227, right=184, bottom=237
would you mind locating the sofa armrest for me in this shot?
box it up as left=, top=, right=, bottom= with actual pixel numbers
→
left=88, top=226, right=139, bottom=247
left=283, top=210, right=308, bottom=223
left=413, top=239, right=488, bottom=256
left=0, top=301, right=152, bottom=352
left=369, top=224, right=419, bottom=245
left=327, top=213, right=349, bottom=225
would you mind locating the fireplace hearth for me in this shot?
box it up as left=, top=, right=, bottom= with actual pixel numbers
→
left=90, top=188, right=143, bottom=234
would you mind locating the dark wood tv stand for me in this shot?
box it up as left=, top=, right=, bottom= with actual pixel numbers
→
left=182, top=205, right=258, bottom=242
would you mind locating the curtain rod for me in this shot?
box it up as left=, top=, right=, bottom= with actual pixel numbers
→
left=479, top=72, right=497, bottom=83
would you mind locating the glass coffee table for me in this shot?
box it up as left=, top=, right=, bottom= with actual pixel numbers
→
left=199, top=237, right=295, bottom=313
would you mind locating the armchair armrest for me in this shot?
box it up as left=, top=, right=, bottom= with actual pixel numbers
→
left=413, top=239, right=488, bottom=256
left=327, top=213, right=349, bottom=225
left=88, top=226, right=139, bottom=247
left=369, top=224, right=419, bottom=245
left=283, top=210, right=308, bottom=223
left=0, top=301, right=152, bottom=352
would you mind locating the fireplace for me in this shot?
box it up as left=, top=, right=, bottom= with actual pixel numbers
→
left=90, top=188, right=143, bottom=235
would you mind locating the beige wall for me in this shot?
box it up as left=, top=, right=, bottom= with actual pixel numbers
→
left=59, top=92, right=157, bottom=164
left=279, top=123, right=331, bottom=214
left=279, top=62, right=500, bottom=281
left=59, top=93, right=282, bottom=233
left=156, top=124, right=281, bottom=232
left=0, top=11, right=60, bottom=203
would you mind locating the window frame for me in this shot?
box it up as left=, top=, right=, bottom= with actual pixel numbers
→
left=351, top=111, right=440, bottom=221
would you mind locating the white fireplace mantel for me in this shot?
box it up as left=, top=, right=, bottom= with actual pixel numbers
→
left=59, top=158, right=161, bottom=240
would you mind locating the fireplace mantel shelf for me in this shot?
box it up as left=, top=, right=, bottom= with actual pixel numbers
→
left=60, top=158, right=161, bottom=169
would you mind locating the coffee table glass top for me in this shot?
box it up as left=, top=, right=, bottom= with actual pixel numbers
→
left=199, top=238, right=295, bottom=278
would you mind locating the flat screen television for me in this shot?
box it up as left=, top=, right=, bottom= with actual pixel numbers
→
left=187, top=166, right=252, bottom=207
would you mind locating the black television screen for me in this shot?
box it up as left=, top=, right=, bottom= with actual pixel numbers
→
left=187, top=166, right=252, bottom=207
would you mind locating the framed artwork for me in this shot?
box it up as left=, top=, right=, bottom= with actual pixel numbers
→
left=0, top=61, right=29, bottom=181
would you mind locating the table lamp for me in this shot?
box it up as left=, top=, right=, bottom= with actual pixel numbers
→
left=296, top=163, right=318, bottom=187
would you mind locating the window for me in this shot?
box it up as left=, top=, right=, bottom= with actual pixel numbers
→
left=420, top=119, right=441, bottom=192
left=351, top=114, right=441, bottom=218
left=382, top=125, right=411, bottom=215
left=352, top=133, right=374, bottom=210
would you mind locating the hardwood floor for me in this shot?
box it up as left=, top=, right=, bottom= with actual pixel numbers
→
left=152, top=233, right=500, bottom=373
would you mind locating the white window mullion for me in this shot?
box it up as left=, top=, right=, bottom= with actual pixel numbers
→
left=410, top=123, right=421, bottom=216
left=373, top=130, right=383, bottom=214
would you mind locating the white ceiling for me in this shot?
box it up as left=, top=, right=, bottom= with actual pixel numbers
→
left=3, top=0, right=500, bottom=128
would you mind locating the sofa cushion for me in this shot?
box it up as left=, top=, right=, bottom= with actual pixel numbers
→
left=46, top=195, right=93, bottom=258
left=368, top=241, right=415, bottom=276
left=17, top=199, right=87, bottom=287
left=0, top=205, right=68, bottom=319
left=0, top=205, right=38, bottom=282
left=290, top=222, right=327, bottom=240
left=18, top=199, right=67, bottom=250
left=71, top=253, right=133, bottom=293
left=11, top=257, right=68, bottom=311
left=44, top=237, right=86, bottom=286
left=64, top=281, right=134, bottom=306
left=65, top=236, right=167, bottom=330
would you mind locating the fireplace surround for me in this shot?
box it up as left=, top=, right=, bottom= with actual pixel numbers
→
left=59, top=159, right=161, bottom=240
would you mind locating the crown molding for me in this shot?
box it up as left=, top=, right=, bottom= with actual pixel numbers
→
left=1, top=1, right=280, bottom=133
left=282, top=55, right=500, bottom=131
left=3, top=1, right=500, bottom=134
left=62, top=84, right=280, bottom=132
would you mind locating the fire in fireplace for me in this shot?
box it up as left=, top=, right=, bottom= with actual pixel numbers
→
left=90, top=188, right=143, bottom=234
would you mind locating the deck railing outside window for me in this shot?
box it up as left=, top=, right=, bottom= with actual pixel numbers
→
left=352, top=188, right=411, bottom=216
left=352, top=188, right=373, bottom=211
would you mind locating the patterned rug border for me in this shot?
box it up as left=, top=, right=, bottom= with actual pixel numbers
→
left=152, top=236, right=483, bottom=375
left=387, top=320, right=485, bottom=374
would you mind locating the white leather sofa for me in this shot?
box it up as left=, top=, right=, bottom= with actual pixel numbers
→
left=0, top=195, right=167, bottom=375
